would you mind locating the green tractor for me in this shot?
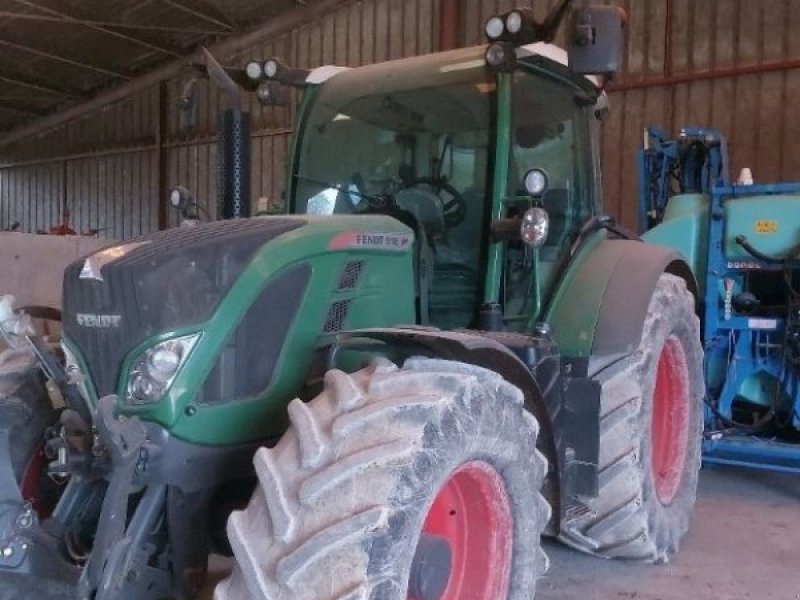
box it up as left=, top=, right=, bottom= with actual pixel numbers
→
left=0, top=3, right=704, bottom=599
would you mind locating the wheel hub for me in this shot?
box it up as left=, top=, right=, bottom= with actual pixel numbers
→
left=408, top=461, right=513, bottom=600
left=408, top=534, right=452, bottom=600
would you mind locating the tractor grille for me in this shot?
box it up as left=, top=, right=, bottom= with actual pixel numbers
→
left=62, top=218, right=306, bottom=397
left=337, top=260, right=365, bottom=291
left=323, top=300, right=351, bottom=333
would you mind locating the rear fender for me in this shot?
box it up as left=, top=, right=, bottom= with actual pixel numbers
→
left=546, top=238, right=698, bottom=361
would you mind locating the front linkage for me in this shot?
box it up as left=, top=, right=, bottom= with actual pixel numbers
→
left=0, top=337, right=212, bottom=600
left=75, top=397, right=168, bottom=599
left=0, top=387, right=167, bottom=599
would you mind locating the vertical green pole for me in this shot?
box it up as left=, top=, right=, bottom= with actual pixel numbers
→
left=483, top=72, right=513, bottom=304
left=531, top=247, right=541, bottom=322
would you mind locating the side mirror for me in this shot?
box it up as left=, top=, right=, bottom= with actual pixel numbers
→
left=568, top=6, right=626, bottom=78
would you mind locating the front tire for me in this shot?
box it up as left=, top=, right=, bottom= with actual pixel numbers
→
left=559, top=273, right=703, bottom=563
left=216, top=358, right=550, bottom=600
left=0, top=349, right=56, bottom=498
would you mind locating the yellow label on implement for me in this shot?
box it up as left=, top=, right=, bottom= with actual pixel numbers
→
left=755, top=220, right=778, bottom=234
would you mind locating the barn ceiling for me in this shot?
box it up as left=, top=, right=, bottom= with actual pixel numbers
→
left=0, top=0, right=305, bottom=132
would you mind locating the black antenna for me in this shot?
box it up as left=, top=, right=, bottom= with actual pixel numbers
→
left=536, top=0, right=574, bottom=42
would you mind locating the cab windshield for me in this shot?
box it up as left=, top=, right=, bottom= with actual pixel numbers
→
left=291, top=47, right=597, bottom=329
left=291, top=47, right=493, bottom=275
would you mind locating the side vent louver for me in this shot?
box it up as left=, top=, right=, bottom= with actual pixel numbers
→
left=337, top=260, right=365, bottom=291
left=323, top=299, right=351, bottom=333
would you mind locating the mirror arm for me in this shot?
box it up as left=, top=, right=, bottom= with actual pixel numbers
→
left=203, top=48, right=242, bottom=110
left=538, top=0, right=575, bottom=42
left=490, top=218, right=523, bottom=242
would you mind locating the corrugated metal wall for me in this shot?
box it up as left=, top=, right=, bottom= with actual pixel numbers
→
left=160, top=0, right=440, bottom=227
left=0, top=0, right=440, bottom=237
left=1, top=0, right=799, bottom=237
left=601, top=0, right=800, bottom=229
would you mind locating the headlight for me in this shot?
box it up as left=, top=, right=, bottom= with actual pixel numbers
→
left=256, top=82, right=272, bottom=104
left=485, top=43, right=507, bottom=67
left=520, top=207, right=550, bottom=248
left=484, top=16, right=504, bottom=40
left=245, top=60, right=263, bottom=80
left=126, top=334, right=200, bottom=405
left=148, top=344, right=183, bottom=382
left=505, top=10, right=523, bottom=34
left=169, top=185, right=194, bottom=209
left=263, top=58, right=280, bottom=79
left=523, top=168, right=549, bottom=197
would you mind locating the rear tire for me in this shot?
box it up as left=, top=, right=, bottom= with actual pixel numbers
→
left=559, top=273, right=703, bottom=563
left=215, top=358, right=550, bottom=600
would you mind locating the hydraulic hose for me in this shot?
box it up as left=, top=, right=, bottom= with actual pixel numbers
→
left=734, top=235, right=800, bottom=266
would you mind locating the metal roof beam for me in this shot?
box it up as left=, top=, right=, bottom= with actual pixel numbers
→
left=160, top=0, right=234, bottom=31
left=0, top=0, right=354, bottom=147
left=0, top=38, right=130, bottom=79
left=0, top=101, right=45, bottom=117
left=0, top=11, right=226, bottom=35
left=11, top=0, right=185, bottom=59
left=0, top=72, right=83, bottom=99
left=198, top=0, right=236, bottom=27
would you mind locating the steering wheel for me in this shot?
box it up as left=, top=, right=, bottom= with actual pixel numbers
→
left=399, top=177, right=467, bottom=228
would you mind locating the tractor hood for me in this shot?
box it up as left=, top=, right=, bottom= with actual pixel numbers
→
left=63, top=218, right=307, bottom=397
left=62, top=215, right=416, bottom=406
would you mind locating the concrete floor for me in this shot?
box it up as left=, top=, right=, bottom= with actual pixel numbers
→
left=202, top=467, right=800, bottom=599
left=538, top=467, right=800, bottom=600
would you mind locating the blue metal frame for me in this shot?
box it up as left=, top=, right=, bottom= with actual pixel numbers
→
left=639, top=126, right=800, bottom=475
left=701, top=436, right=800, bottom=475
left=702, top=182, right=800, bottom=474
left=637, top=126, right=728, bottom=231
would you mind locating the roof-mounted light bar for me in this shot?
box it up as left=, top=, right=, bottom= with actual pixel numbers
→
left=484, top=1, right=569, bottom=46
left=244, top=56, right=310, bottom=87
left=483, top=1, right=571, bottom=71
left=485, top=7, right=537, bottom=42
left=483, top=1, right=626, bottom=80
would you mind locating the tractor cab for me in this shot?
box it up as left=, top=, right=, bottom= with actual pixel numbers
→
left=285, top=41, right=605, bottom=332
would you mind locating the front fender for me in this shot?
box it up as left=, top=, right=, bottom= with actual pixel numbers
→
left=329, top=327, right=602, bottom=533
left=545, top=236, right=697, bottom=359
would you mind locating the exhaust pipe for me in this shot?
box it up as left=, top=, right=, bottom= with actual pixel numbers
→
left=203, top=48, right=252, bottom=219
left=217, top=109, right=251, bottom=219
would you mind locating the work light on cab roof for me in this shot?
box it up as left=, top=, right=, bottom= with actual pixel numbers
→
left=245, top=60, right=263, bottom=80
left=263, top=58, right=280, bottom=79
left=483, top=0, right=627, bottom=79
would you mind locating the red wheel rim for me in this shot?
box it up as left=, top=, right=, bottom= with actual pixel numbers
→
left=409, top=461, right=513, bottom=600
left=20, top=444, right=49, bottom=516
left=652, top=335, right=690, bottom=505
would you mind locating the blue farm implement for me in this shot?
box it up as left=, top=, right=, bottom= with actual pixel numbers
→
left=641, top=126, right=800, bottom=474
